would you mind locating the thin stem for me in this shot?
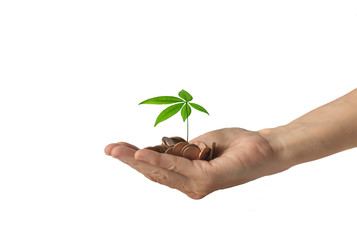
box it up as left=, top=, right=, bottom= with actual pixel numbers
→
left=187, top=115, right=189, bottom=142
left=185, top=102, right=189, bottom=141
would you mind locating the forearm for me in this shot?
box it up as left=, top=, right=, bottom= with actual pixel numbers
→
left=259, top=88, right=357, bottom=169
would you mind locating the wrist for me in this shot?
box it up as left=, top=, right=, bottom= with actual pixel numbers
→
left=258, top=124, right=300, bottom=170
left=259, top=89, right=357, bottom=171
left=259, top=121, right=331, bottom=169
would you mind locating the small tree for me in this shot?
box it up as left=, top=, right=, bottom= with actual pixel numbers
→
left=139, top=89, right=209, bottom=141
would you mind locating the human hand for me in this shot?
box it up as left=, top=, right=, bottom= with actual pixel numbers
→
left=105, top=89, right=357, bottom=199
left=104, top=128, right=290, bottom=199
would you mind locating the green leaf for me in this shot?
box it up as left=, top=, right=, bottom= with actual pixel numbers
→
left=181, top=103, right=192, bottom=122
left=178, top=89, right=193, bottom=102
left=189, top=103, right=209, bottom=115
left=139, top=96, right=184, bottom=105
left=154, top=103, right=185, bottom=126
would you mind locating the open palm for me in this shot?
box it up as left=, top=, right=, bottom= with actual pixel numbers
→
left=105, top=128, right=286, bottom=199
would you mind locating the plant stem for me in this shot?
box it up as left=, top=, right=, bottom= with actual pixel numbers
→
left=185, top=102, right=189, bottom=141
left=187, top=115, right=189, bottom=142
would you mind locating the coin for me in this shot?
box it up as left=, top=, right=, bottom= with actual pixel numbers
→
left=193, top=141, right=207, bottom=151
left=153, top=145, right=167, bottom=153
left=165, top=147, right=173, bottom=154
left=162, top=136, right=186, bottom=146
left=144, top=146, right=157, bottom=152
left=182, top=144, right=201, bottom=160
left=180, top=143, right=192, bottom=155
left=170, top=136, right=186, bottom=143
left=208, top=142, right=216, bottom=160
left=199, top=146, right=211, bottom=160
left=172, top=142, right=188, bottom=156
left=145, top=137, right=215, bottom=161
left=162, top=137, right=173, bottom=146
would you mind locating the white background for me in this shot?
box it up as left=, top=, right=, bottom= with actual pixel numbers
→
left=1, top=0, right=356, bottom=239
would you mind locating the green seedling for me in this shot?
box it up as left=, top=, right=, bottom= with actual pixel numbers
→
left=139, top=89, right=209, bottom=141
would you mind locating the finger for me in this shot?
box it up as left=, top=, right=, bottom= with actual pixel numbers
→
left=110, top=146, right=191, bottom=194
left=117, top=142, right=139, bottom=150
left=134, top=149, right=196, bottom=177
left=105, top=143, right=118, bottom=155
left=105, top=142, right=139, bottom=155
left=110, top=145, right=138, bottom=164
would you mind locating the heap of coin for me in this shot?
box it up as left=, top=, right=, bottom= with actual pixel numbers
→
left=144, top=136, right=216, bottom=161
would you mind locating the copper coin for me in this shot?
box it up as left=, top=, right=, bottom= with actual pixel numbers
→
left=199, top=147, right=211, bottom=160
left=144, top=146, right=157, bottom=152
left=182, top=145, right=201, bottom=160
left=208, top=142, right=216, bottom=160
left=162, top=137, right=168, bottom=145
left=180, top=143, right=200, bottom=156
left=170, top=136, right=187, bottom=143
left=165, top=147, right=173, bottom=154
left=193, top=141, right=208, bottom=151
left=162, top=136, right=186, bottom=146
left=152, top=145, right=167, bottom=153
left=180, top=143, right=192, bottom=155
left=162, top=144, right=170, bottom=150
left=172, top=142, right=188, bottom=156
left=161, top=137, right=172, bottom=146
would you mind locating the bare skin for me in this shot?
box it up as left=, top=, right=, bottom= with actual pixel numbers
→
left=105, top=89, right=357, bottom=199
